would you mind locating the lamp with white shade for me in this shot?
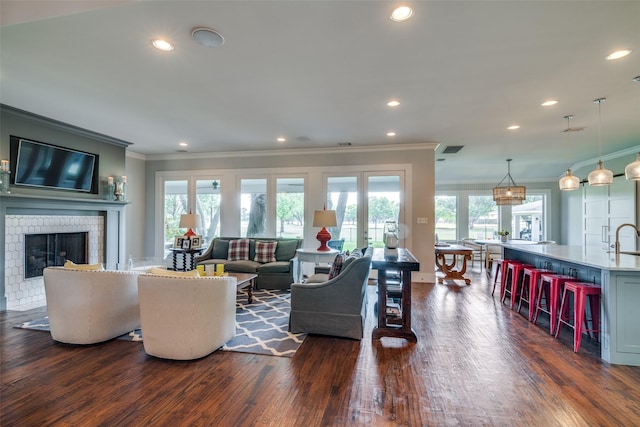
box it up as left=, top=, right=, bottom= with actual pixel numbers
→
left=313, top=209, right=338, bottom=251
left=179, top=210, right=199, bottom=238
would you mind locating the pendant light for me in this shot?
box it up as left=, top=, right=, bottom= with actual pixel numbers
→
left=493, top=159, right=526, bottom=205
left=558, top=115, right=580, bottom=191
left=587, top=98, right=613, bottom=186
left=624, top=152, right=640, bottom=180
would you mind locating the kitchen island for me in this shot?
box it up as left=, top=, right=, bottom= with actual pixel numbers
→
left=502, top=244, right=640, bottom=366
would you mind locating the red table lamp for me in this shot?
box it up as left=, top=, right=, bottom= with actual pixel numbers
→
left=179, top=210, right=199, bottom=238
left=313, top=208, right=337, bottom=251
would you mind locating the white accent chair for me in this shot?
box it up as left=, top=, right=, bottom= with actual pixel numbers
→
left=43, top=267, right=141, bottom=344
left=137, top=275, right=237, bottom=360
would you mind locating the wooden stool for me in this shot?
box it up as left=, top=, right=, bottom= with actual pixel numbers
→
left=533, top=274, right=575, bottom=335
left=517, top=267, right=555, bottom=321
left=555, top=281, right=601, bottom=352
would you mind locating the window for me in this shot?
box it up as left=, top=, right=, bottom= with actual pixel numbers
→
left=512, top=194, right=545, bottom=241
left=163, top=180, right=188, bottom=256
left=468, top=195, right=498, bottom=240
left=276, top=177, right=304, bottom=238
left=241, top=178, right=267, bottom=237
left=196, top=179, right=221, bottom=246
left=435, top=195, right=457, bottom=242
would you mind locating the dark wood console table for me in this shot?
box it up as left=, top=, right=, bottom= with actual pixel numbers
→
left=371, top=247, right=420, bottom=343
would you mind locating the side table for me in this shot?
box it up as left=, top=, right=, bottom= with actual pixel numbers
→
left=295, top=248, right=338, bottom=282
left=169, top=248, right=203, bottom=271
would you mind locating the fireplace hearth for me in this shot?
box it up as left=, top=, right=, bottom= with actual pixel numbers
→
left=25, top=232, right=88, bottom=278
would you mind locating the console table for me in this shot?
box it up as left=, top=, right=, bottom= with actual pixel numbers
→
left=169, top=248, right=203, bottom=271
left=371, top=247, right=420, bottom=343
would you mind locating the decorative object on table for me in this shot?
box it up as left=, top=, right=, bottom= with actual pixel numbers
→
left=173, top=236, right=184, bottom=248
left=497, top=229, right=510, bottom=242
left=0, top=159, right=10, bottom=194
left=558, top=115, right=581, bottom=191
left=179, top=209, right=199, bottom=237
left=492, top=159, right=526, bottom=205
left=383, top=220, right=399, bottom=249
left=312, top=207, right=337, bottom=251
left=215, top=263, right=225, bottom=276
left=181, top=238, right=192, bottom=250
left=587, top=98, right=613, bottom=186
left=624, top=152, right=640, bottom=180
left=212, top=180, right=220, bottom=190
left=190, top=235, right=202, bottom=249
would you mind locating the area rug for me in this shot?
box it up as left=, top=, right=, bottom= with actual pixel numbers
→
left=223, top=289, right=306, bottom=358
left=14, top=289, right=305, bottom=357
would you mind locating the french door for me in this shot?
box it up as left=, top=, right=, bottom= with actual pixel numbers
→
left=324, top=171, right=405, bottom=250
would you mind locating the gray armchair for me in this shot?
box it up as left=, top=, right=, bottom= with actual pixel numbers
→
left=289, top=247, right=372, bottom=340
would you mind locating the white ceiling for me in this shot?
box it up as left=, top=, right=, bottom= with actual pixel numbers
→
left=1, top=1, right=639, bottom=184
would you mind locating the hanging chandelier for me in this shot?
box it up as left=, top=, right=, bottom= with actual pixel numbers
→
left=625, top=152, right=640, bottom=180
left=493, top=159, right=526, bottom=205
left=558, top=115, right=581, bottom=191
left=587, top=98, right=613, bottom=186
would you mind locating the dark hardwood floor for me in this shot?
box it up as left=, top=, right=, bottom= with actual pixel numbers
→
left=2, top=267, right=640, bottom=426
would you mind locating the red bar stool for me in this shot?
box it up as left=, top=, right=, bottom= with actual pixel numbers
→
left=491, top=259, right=505, bottom=296
left=517, top=266, right=555, bottom=321
left=533, top=274, right=575, bottom=335
left=501, top=261, right=534, bottom=309
left=555, top=281, right=601, bottom=352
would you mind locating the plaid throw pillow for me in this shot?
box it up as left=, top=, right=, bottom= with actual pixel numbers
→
left=228, top=239, right=250, bottom=261
left=328, top=253, right=345, bottom=279
left=254, top=241, right=278, bottom=263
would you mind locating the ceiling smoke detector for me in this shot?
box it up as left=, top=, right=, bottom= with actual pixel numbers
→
left=192, top=27, right=224, bottom=48
left=338, top=142, right=352, bottom=147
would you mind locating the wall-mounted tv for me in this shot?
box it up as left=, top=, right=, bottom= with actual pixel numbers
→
left=10, top=136, right=99, bottom=193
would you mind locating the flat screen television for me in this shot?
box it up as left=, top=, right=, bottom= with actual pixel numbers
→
left=10, top=136, right=99, bottom=193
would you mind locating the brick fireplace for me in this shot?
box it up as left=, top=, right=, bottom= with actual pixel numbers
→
left=1, top=194, right=127, bottom=311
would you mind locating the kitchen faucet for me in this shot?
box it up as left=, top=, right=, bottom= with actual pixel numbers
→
left=614, top=223, right=640, bottom=254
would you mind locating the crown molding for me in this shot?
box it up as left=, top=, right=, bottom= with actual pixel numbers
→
left=137, top=142, right=437, bottom=162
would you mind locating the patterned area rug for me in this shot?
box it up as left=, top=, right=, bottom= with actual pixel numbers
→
left=14, top=289, right=305, bottom=357
left=223, top=289, right=306, bottom=357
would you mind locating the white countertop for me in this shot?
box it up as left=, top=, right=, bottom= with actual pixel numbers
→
left=502, top=244, right=640, bottom=271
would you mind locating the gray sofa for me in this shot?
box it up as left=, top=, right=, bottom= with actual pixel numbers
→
left=194, top=237, right=303, bottom=289
left=289, top=247, right=373, bottom=340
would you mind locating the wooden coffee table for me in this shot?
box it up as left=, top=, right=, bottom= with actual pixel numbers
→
left=227, top=272, right=258, bottom=303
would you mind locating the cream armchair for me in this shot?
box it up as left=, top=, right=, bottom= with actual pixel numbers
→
left=43, top=267, right=141, bottom=344
left=137, top=275, right=237, bottom=360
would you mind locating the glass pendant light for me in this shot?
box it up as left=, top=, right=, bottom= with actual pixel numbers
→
left=624, top=152, right=640, bottom=180
left=558, top=115, right=580, bottom=191
left=587, top=98, right=613, bottom=186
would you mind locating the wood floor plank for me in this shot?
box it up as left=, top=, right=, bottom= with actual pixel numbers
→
left=2, top=268, right=640, bottom=426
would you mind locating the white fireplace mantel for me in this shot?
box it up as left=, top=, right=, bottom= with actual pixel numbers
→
left=0, top=193, right=128, bottom=311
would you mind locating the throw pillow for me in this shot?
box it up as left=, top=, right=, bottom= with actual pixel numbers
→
left=228, top=239, right=250, bottom=261
left=150, top=267, right=200, bottom=277
left=328, top=253, right=345, bottom=279
left=211, top=239, right=229, bottom=259
left=275, top=239, right=299, bottom=261
left=254, top=241, right=278, bottom=263
left=63, top=260, right=104, bottom=271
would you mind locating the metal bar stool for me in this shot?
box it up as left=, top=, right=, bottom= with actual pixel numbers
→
left=555, top=281, right=601, bottom=352
left=501, top=261, right=534, bottom=309
left=491, top=259, right=505, bottom=296
left=533, top=274, right=576, bottom=335
left=517, top=266, right=555, bottom=321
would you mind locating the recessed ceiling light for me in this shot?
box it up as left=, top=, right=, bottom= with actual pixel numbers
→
left=192, top=27, right=225, bottom=48
left=276, top=137, right=286, bottom=142
left=507, top=125, right=520, bottom=130
left=152, top=39, right=174, bottom=52
left=386, top=100, right=400, bottom=107
left=179, top=141, right=188, bottom=147
left=387, top=132, right=396, bottom=137
left=541, top=100, right=558, bottom=107
left=606, top=49, right=632, bottom=60
left=390, top=6, right=414, bottom=22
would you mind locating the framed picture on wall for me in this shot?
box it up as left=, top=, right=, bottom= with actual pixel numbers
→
left=190, top=235, right=202, bottom=249
left=173, top=236, right=184, bottom=248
